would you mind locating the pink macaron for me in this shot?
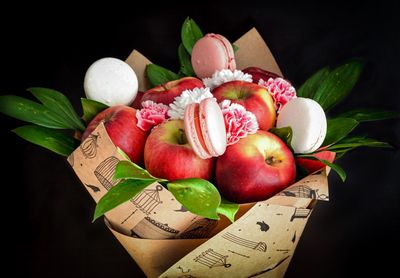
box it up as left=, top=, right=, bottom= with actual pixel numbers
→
left=191, top=33, right=236, bottom=79
left=184, top=98, right=227, bottom=159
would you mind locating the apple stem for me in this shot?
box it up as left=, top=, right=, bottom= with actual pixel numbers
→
left=177, top=128, right=187, bottom=145
left=266, top=156, right=278, bottom=165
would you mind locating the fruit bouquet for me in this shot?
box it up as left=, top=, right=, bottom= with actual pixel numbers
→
left=1, top=18, right=397, bottom=277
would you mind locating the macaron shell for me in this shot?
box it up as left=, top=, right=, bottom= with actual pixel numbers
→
left=191, top=34, right=236, bottom=78
left=212, top=34, right=236, bottom=70
left=84, top=57, right=138, bottom=106
left=199, top=98, right=227, bottom=157
left=184, top=103, right=212, bottom=159
left=277, top=97, right=327, bottom=154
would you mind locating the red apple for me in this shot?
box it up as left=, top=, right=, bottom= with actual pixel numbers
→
left=216, top=131, right=296, bottom=203
left=141, top=77, right=204, bottom=105
left=212, top=81, right=276, bottom=130
left=242, top=67, right=280, bottom=84
left=296, top=150, right=336, bottom=174
left=82, top=105, right=148, bottom=165
left=130, top=90, right=144, bottom=109
left=144, top=120, right=214, bottom=181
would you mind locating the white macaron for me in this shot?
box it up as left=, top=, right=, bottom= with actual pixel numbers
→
left=276, top=97, right=327, bottom=154
left=84, top=57, right=138, bottom=106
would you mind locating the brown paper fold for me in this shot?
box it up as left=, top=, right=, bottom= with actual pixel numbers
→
left=68, top=28, right=330, bottom=278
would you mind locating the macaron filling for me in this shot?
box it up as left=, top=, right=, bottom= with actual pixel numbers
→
left=184, top=103, right=212, bottom=159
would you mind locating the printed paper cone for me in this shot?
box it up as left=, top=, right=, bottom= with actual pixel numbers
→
left=105, top=219, right=208, bottom=278
left=68, top=28, right=331, bottom=277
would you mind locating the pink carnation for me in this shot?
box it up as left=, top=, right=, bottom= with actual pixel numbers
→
left=136, top=100, right=169, bottom=131
left=259, top=77, right=296, bottom=112
left=219, top=100, right=259, bottom=146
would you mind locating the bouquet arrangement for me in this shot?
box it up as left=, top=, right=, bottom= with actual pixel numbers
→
left=1, top=18, right=398, bottom=277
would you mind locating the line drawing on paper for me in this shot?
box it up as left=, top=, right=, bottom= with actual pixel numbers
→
left=194, top=249, right=231, bottom=268
left=94, top=156, right=120, bottom=191
left=131, top=216, right=179, bottom=238
left=222, top=232, right=267, bottom=252
left=276, top=249, right=290, bottom=254
left=228, top=249, right=250, bottom=258
left=256, top=221, right=270, bottom=232
left=85, top=184, right=100, bottom=193
left=247, top=256, right=290, bottom=277
left=292, top=231, right=296, bottom=243
left=279, top=185, right=328, bottom=200
left=131, top=185, right=163, bottom=215
left=121, top=209, right=138, bottom=225
left=80, top=133, right=99, bottom=159
left=177, top=265, right=190, bottom=273
left=290, top=208, right=311, bottom=221
left=178, top=219, right=217, bottom=239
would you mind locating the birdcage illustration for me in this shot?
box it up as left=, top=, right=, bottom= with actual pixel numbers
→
left=94, top=156, right=120, bottom=191
left=222, top=232, right=267, bottom=252
left=131, top=184, right=163, bottom=215
left=290, top=208, right=311, bottom=221
left=279, top=185, right=316, bottom=199
left=194, top=249, right=231, bottom=268
left=131, top=216, right=180, bottom=239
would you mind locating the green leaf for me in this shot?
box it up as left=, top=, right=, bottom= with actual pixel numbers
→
left=181, top=17, right=203, bottom=54
left=178, top=43, right=195, bottom=77
left=28, top=87, right=85, bottom=131
left=81, top=98, right=108, bottom=123
left=320, top=159, right=347, bottom=182
left=93, top=179, right=155, bottom=221
left=146, top=64, right=179, bottom=87
left=337, top=108, right=400, bottom=122
left=217, top=198, right=239, bottom=223
left=13, top=125, right=78, bottom=156
left=323, top=117, right=359, bottom=146
left=327, top=136, right=392, bottom=151
left=0, top=95, right=71, bottom=129
left=114, top=160, right=157, bottom=180
left=116, top=147, right=132, bottom=161
left=297, top=67, right=330, bottom=98
left=167, top=178, right=220, bottom=220
left=232, top=44, right=239, bottom=53
left=297, top=154, right=347, bottom=182
left=270, top=127, right=293, bottom=148
left=313, top=60, right=363, bottom=110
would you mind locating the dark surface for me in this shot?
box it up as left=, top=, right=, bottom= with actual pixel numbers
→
left=1, top=3, right=399, bottom=278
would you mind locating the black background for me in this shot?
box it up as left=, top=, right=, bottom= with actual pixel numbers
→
left=1, top=2, right=399, bottom=277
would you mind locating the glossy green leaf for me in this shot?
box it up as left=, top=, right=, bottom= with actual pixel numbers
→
left=181, top=17, right=203, bottom=54
left=93, top=179, right=154, bottom=221
left=146, top=64, right=179, bottom=87
left=321, top=159, right=347, bottom=182
left=167, top=178, right=220, bottom=220
left=29, top=87, right=85, bottom=131
left=313, top=60, right=363, bottom=110
left=114, top=160, right=157, bottom=180
left=270, top=127, right=293, bottom=149
left=178, top=43, right=195, bottom=76
left=322, top=117, right=359, bottom=146
left=81, top=98, right=108, bottom=123
left=337, top=108, right=400, bottom=122
left=297, top=67, right=330, bottom=98
left=217, top=198, right=239, bottom=223
left=13, top=125, right=78, bottom=156
left=328, top=136, right=392, bottom=151
left=297, top=154, right=347, bottom=182
left=0, top=95, right=75, bottom=129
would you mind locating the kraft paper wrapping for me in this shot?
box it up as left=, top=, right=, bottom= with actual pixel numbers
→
left=68, top=28, right=330, bottom=277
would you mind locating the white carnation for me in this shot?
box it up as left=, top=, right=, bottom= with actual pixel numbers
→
left=168, top=87, right=214, bottom=119
left=202, top=69, right=253, bottom=90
